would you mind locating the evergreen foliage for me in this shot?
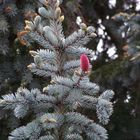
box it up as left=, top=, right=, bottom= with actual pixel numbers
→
left=0, top=0, right=114, bottom=139
left=0, top=0, right=42, bottom=95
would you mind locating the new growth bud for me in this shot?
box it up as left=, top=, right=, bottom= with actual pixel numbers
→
left=59, top=15, right=64, bottom=22
left=55, top=7, right=61, bottom=19
left=80, top=23, right=87, bottom=30
left=29, top=51, right=38, bottom=57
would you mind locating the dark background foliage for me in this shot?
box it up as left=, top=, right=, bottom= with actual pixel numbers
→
left=0, top=0, right=140, bottom=139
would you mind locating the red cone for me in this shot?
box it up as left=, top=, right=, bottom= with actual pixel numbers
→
left=80, top=54, right=90, bottom=72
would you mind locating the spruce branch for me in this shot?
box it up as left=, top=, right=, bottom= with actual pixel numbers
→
left=0, top=0, right=114, bottom=139
left=0, top=88, right=56, bottom=118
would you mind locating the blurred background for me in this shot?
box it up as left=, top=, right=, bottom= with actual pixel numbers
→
left=0, top=0, right=140, bottom=139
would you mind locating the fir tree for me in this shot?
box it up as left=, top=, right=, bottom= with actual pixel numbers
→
left=0, top=0, right=114, bottom=139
